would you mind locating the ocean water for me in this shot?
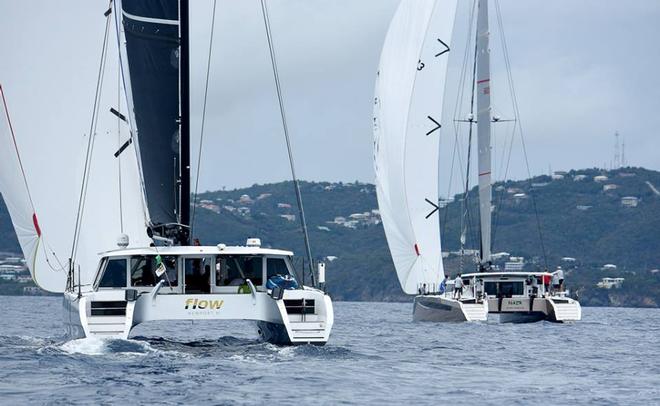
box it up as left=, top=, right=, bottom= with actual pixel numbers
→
left=0, top=296, right=658, bottom=405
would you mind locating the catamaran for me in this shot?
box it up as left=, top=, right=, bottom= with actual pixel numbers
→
left=373, top=0, right=581, bottom=323
left=0, top=0, right=333, bottom=344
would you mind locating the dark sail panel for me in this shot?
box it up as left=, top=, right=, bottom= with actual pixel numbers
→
left=122, top=0, right=180, bottom=229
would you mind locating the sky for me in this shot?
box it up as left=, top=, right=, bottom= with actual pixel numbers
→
left=0, top=0, right=658, bottom=194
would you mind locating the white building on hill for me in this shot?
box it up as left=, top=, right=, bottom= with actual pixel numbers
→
left=505, top=257, right=525, bottom=271
left=621, top=196, right=639, bottom=208
left=597, top=277, right=624, bottom=289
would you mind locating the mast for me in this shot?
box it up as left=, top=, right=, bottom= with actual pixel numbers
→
left=179, top=0, right=191, bottom=241
left=476, top=0, right=492, bottom=267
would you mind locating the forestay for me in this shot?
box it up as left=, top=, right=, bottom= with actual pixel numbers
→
left=374, top=0, right=457, bottom=294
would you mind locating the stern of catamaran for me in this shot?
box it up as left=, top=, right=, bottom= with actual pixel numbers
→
left=63, top=243, right=333, bottom=345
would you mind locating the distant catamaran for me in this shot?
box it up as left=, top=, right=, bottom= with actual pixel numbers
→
left=374, top=0, right=581, bottom=322
left=0, top=0, right=333, bottom=344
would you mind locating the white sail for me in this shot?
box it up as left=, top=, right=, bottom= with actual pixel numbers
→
left=0, top=82, right=150, bottom=292
left=374, top=0, right=457, bottom=294
left=0, top=85, right=67, bottom=292
left=476, top=0, right=492, bottom=264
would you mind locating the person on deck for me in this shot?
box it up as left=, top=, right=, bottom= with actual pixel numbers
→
left=439, top=275, right=448, bottom=295
left=551, top=272, right=560, bottom=294
left=556, top=267, right=565, bottom=291
left=542, top=272, right=551, bottom=295
left=454, top=274, right=463, bottom=299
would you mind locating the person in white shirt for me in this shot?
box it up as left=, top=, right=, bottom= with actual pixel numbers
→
left=556, top=267, right=565, bottom=291
left=551, top=272, right=560, bottom=293
left=454, top=274, right=463, bottom=299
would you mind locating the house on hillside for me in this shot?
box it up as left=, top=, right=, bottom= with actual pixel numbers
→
left=277, top=203, right=292, bottom=209
left=603, top=184, right=618, bottom=192
left=513, top=193, right=527, bottom=202
left=16, top=275, right=31, bottom=283
left=23, top=286, right=41, bottom=295
left=576, top=205, right=592, bottom=211
left=573, top=174, right=588, bottom=181
left=597, top=277, right=624, bottom=289
left=332, top=217, right=346, bottom=225
left=280, top=214, right=295, bottom=222
left=505, top=257, right=525, bottom=271
left=601, top=264, right=617, bottom=271
left=239, top=194, right=253, bottom=204
left=257, top=193, right=272, bottom=200
left=237, top=207, right=251, bottom=216
left=621, top=196, right=639, bottom=208
left=198, top=201, right=220, bottom=214
left=618, top=172, right=636, bottom=178
left=491, top=252, right=510, bottom=261
left=594, top=175, right=609, bottom=183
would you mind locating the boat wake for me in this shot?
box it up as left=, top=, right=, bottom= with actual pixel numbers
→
left=58, top=337, right=155, bottom=356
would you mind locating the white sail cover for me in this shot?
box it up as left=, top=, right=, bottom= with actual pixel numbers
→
left=0, top=82, right=150, bottom=292
left=374, top=0, right=457, bottom=294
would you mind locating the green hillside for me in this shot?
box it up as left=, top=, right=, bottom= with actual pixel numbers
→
left=1, top=167, right=659, bottom=306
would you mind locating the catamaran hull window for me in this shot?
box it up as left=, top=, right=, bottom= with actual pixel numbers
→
left=99, top=258, right=128, bottom=288
left=130, top=255, right=178, bottom=287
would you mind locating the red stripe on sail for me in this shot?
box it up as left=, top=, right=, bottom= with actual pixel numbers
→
left=32, top=213, right=41, bottom=237
left=479, top=171, right=491, bottom=176
left=477, top=78, right=490, bottom=84
left=414, top=244, right=420, bottom=256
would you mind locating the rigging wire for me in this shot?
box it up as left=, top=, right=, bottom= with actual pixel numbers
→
left=448, top=0, right=482, bottom=265
left=112, top=0, right=151, bottom=229
left=443, top=0, right=477, bottom=240
left=190, top=0, right=218, bottom=237
left=117, top=42, right=124, bottom=234
left=71, top=1, right=113, bottom=263
left=260, top=0, right=316, bottom=286
left=493, top=0, right=548, bottom=268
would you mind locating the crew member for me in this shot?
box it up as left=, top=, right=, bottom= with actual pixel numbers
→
left=454, top=274, right=463, bottom=299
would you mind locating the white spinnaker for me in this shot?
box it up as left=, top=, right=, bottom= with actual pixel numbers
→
left=0, top=85, right=66, bottom=292
left=374, top=0, right=457, bottom=294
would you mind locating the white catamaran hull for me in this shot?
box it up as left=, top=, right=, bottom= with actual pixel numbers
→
left=486, top=296, right=581, bottom=323
left=413, top=295, right=489, bottom=322
left=64, top=288, right=333, bottom=345
left=412, top=295, right=581, bottom=323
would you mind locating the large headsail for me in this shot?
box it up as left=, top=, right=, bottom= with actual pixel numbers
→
left=119, top=0, right=190, bottom=242
left=0, top=86, right=66, bottom=292
left=476, top=0, right=492, bottom=265
left=0, top=79, right=151, bottom=292
left=374, top=0, right=457, bottom=294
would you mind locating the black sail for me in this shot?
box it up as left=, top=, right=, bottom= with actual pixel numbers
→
left=121, top=0, right=188, bottom=240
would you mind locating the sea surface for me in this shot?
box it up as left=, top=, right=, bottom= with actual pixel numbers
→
left=0, top=296, right=658, bottom=405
